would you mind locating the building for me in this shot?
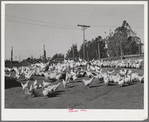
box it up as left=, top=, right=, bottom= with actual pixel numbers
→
left=42, top=45, right=47, bottom=63
left=5, top=60, right=20, bottom=68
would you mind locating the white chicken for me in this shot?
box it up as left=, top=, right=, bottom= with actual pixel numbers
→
left=117, top=77, right=125, bottom=87
left=33, top=80, right=38, bottom=89
left=119, top=69, right=127, bottom=76
left=27, top=84, right=34, bottom=96
left=85, top=71, right=93, bottom=78
left=25, top=72, right=33, bottom=80
left=42, top=87, right=49, bottom=97
left=82, top=77, right=95, bottom=86
left=62, top=79, right=67, bottom=88
left=51, top=82, right=61, bottom=92
left=43, top=82, right=61, bottom=97
left=136, top=75, right=144, bottom=83
left=108, top=74, right=113, bottom=82
left=72, top=75, right=77, bottom=82
left=107, top=69, right=115, bottom=75
left=42, top=80, right=51, bottom=88
left=38, top=83, right=42, bottom=88
left=127, top=69, right=132, bottom=75
left=104, top=76, right=109, bottom=86
left=124, top=75, right=131, bottom=85
left=65, top=72, right=71, bottom=83
left=131, top=73, right=138, bottom=82
left=21, top=80, right=30, bottom=90
left=44, top=72, right=50, bottom=80
left=55, top=73, right=62, bottom=80
left=113, top=74, right=121, bottom=85
left=5, top=73, right=11, bottom=77
left=15, top=73, right=20, bottom=79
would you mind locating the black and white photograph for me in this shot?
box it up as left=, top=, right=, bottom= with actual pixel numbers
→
left=1, top=1, right=148, bottom=121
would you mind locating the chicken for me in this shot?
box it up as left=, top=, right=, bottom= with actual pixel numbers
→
left=38, top=83, right=42, bottom=88
left=136, top=75, right=144, bottom=83
left=131, top=73, right=138, bottom=82
left=49, top=72, right=56, bottom=80
left=117, top=77, right=125, bottom=87
left=44, top=72, right=50, bottom=80
left=51, top=83, right=61, bottom=92
left=65, top=72, right=71, bottom=83
left=42, top=87, right=49, bottom=97
left=100, top=72, right=107, bottom=79
left=27, top=84, right=34, bottom=96
left=82, top=77, right=95, bottom=86
left=127, top=69, right=132, bottom=75
left=33, top=80, right=38, bottom=89
left=94, top=73, right=103, bottom=82
left=113, top=74, right=121, bottom=85
left=85, top=71, right=93, bottom=78
left=62, top=79, right=67, bottom=88
left=107, top=69, right=115, bottom=75
left=135, top=63, right=141, bottom=69
left=104, top=76, right=109, bottom=86
left=43, top=82, right=60, bottom=96
left=108, top=74, right=113, bottom=82
left=15, top=73, right=20, bottom=79
left=90, top=66, right=96, bottom=71
left=5, top=73, right=11, bottom=77
left=124, top=75, right=131, bottom=85
left=21, top=80, right=30, bottom=90
left=119, top=69, right=127, bottom=76
left=42, top=80, right=51, bottom=88
left=55, top=73, right=62, bottom=80
left=72, top=75, right=77, bottom=82
left=70, top=69, right=76, bottom=76
left=25, top=72, right=33, bottom=80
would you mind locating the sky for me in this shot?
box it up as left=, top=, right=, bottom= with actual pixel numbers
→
left=4, top=3, right=144, bottom=61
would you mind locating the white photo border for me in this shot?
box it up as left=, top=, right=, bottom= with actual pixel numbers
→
left=1, top=1, right=148, bottom=121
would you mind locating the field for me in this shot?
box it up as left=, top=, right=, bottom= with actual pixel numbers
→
left=5, top=57, right=144, bottom=109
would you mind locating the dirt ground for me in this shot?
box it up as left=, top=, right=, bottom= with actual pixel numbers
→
left=5, top=67, right=144, bottom=109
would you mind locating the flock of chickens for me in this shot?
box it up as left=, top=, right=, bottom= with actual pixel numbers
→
left=5, top=58, right=144, bottom=98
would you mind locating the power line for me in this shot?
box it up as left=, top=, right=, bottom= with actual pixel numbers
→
left=6, top=15, right=80, bottom=30
left=90, top=24, right=143, bottom=29
left=6, top=19, right=80, bottom=30
left=6, top=15, right=77, bottom=27
left=6, top=15, right=143, bottom=30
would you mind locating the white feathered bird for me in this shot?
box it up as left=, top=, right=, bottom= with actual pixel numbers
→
left=82, top=77, right=95, bottom=86
left=21, top=80, right=30, bottom=90
left=42, top=80, right=51, bottom=88
left=33, top=80, right=38, bottom=89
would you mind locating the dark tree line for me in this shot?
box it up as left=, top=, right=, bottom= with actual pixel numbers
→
left=79, top=36, right=107, bottom=61
left=51, top=53, right=64, bottom=60
left=52, top=20, right=142, bottom=61
left=106, top=20, right=140, bottom=57
left=65, top=44, right=79, bottom=60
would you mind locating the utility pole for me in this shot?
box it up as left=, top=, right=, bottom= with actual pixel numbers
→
left=135, top=37, right=141, bottom=57
left=73, top=45, right=75, bottom=61
left=87, top=51, right=89, bottom=61
left=96, top=49, right=98, bottom=60
left=98, top=41, right=100, bottom=60
left=77, top=24, right=90, bottom=60
left=10, top=46, right=13, bottom=68
left=120, top=39, right=123, bottom=61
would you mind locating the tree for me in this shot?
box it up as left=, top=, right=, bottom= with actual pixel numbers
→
left=66, top=44, right=79, bottom=60
left=51, top=53, right=64, bottom=60
left=79, top=36, right=107, bottom=61
left=106, top=20, right=139, bottom=57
